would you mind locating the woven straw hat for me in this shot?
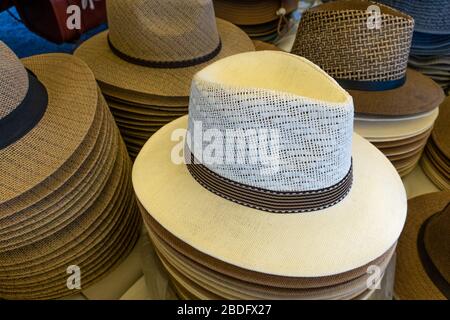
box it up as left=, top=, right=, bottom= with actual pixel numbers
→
left=0, top=43, right=140, bottom=299
left=377, top=0, right=450, bottom=35
left=133, top=51, right=407, bottom=280
left=74, top=0, right=255, bottom=98
left=292, top=0, right=445, bottom=116
left=213, top=0, right=298, bottom=26
left=395, top=192, right=450, bottom=300
left=422, top=97, right=450, bottom=190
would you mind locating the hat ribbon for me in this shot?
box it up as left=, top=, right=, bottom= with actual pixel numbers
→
left=0, top=70, right=48, bottom=150
left=107, top=35, right=222, bottom=69
left=336, top=75, right=407, bottom=91
left=417, top=202, right=450, bottom=299
left=185, top=149, right=353, bottom=214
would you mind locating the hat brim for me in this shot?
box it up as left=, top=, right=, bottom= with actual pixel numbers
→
left=0, top=54, right=98, bottom=206
left=74, top=19, right=255, bottom=98
left=349, top=69, right=445, bottom=116
left=354, top=107, right=438, bottom=140
left=394, top=192, right=450, bottom=300
left=133, top=116, right=407, bottom=278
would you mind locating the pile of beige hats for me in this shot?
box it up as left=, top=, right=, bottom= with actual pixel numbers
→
left=0, top=43, right=140, bottom=300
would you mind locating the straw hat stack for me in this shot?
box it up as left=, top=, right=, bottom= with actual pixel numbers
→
left=213, top=0, right=299, bottom=42
left=292, top=0, right=445, bottom=177
left=0, top=42, right=140, bottom=300
left=378, top=0, right=450, bottom=94
left=395, top=192, right=450, bottom=300
left=133, top=51, right=407, bottom=299
left=421, top=97, right=450, bottom=190
left=75, top=0, right=254, bottom=160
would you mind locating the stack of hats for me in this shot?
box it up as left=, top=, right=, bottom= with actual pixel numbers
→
left=421, top=97, right=450, bottom=190
left=0, top=42, right=140, bottom=300
left=75, top=0, right=254, bottom=160
left=213, top=0, right=298, bottom=42
left=378, top=0, right=450, bottom=93
left=292, top=0, right=445, bottom=177
left=133, top=51, right=407, bottom=300
left=395, top=192, right=450, bottom=300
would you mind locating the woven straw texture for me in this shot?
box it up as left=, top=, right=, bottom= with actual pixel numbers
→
left=0, top=50, right=141, bottom=299
left=0, top=43, right=28, bottom=120
left=377, top=0, right=450, bottom=34
left=292, top=0, right=414, bottom=82
left=0, top=51, right=98, bottom=205
left=108, top=0, right=220, bottom=63
left=74, top=0, right=255, bottom=98
left=188, top=52, right=353, bottom=192
left=395, top=192, right=450, bottom=300
left=213, top=0, right=298, bottom=25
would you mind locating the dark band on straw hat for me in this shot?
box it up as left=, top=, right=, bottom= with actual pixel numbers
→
left=0, top=70, right=48, bottom=150
left=417, top=203, right=450, bottom=299
left=336, top=75, right=407, bottom=91
left=107, top=35, right=223, bottom=69
left=186, top=150, right=353, bottom=213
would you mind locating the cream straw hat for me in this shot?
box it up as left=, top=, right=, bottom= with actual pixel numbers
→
left=133, top=51, right=407, bottom=279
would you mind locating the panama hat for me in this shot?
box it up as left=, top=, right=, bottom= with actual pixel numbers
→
left=0, top=43, right=140, bottom=299
left=75, top=0, right=255, bottom=98
left=377, top=0, right=450, bottom=35
left=395, top=192, right=450, bottom=300
left=292, top=0, right=445, bottom=117
left=133, top=51, right=407, bottom=288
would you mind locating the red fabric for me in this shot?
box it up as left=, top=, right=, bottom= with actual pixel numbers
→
left=13, top=0, right=106, bottom=43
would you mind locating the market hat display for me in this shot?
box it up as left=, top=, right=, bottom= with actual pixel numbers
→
left=377, top=0, right=450, bottom=93
left=292, top=0, right=445, bottom=176
left=421, top=97, right=450, bottom=190
left=75, top=0, right=255, bottom=159
left=395, top=192, right=450, bottom=300
left=0, top=43, right=141, bottom=299
left=133, top=51, right=407, bottom=299
left=213, top=0, right=299, bottom=41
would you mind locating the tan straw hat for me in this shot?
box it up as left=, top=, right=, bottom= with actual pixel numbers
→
left=395, top=192, right=450, bottom=300
left=0, top=42, right=140, bottom=300
left=74, top=0, right=255, bottom=98
left=133, top=51, right=407, bottom=282
left=292, top=0, right=445, bottom=116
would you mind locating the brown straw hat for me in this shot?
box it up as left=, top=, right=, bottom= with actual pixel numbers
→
left=74, top=0, right=255, bottom=98
left=213, top=0, right=298, bottom=26
left=292, top=0, right=445, bottom=116
left=0, top=43, right=140, bottom=300
left=395, top=192, right=450, bottom=300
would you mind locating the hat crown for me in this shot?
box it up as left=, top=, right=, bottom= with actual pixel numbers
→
left=0, top=42, right=29, bottom=120
left=107, top=0, right=221, bottom=63
left=188, top=51, right=354, bottom=193
left=292, top=0, right=414, bottom=82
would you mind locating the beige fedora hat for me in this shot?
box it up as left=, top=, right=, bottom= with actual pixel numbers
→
left=75, top=0, right=255, bottom=98
left=133, top=51, right=407, bottom=279
left=395, top=192, right=450, bottom=300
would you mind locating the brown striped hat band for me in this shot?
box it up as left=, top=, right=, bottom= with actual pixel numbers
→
left=185, top=148, right=353, bottom=214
